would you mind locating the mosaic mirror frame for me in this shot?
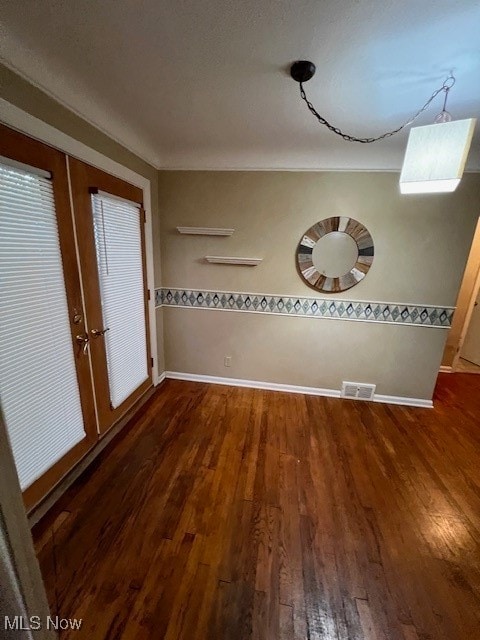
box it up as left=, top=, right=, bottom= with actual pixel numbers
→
left=296, top=217, right=374, bottom=293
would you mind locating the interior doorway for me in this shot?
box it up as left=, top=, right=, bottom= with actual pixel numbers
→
left=458, top=283, right=480, bottom=372
left=441, top=217, right=480, bottom=373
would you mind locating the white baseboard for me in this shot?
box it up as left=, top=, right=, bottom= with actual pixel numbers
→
left=165, top=370, right=341, bottom=398
left=163, top=371, right=433, bottom=408
left=156, top=371, right=166, bottom=385
left=372, top=394, right=433, bottom=409
left=439, top=366, right=453, bottom=373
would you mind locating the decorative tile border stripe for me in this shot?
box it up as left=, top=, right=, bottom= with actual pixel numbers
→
left=155, top=288, right=454, bottom=328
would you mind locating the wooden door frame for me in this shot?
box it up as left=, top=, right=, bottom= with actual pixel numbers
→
left=0, top=411, right=56, bottom=639
left=0, top=101, right=159, bottom=514
left=0, top=123, right=98, bottom=510
left=441, top=217, right=480, bottom=372
left=68, top=157, right=153, bottom=434
left=0, top=99, right=159, bottom=386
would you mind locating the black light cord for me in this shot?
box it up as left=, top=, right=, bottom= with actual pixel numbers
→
left=299, top=74, right=456, bottom=143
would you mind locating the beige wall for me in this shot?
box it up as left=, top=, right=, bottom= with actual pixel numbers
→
left=159, top=171, right=480, bottom=399
left=2, top=61, right=480, bottom=399
left=0, top=63, right=165, bottom=371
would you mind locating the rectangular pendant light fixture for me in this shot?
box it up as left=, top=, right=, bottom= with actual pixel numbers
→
left=400, top=118, right=476, bottom=194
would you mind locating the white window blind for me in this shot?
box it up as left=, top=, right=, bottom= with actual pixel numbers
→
left=91, top=193, right=148, bottom=408
left=0, top=161, right=85, bottom=490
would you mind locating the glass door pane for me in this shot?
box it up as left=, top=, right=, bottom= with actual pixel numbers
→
left=69, top=158, right=151, bottom=434
left=0, top=126, right=97, bottom=509
left=91, top=193, right=148, bottom=408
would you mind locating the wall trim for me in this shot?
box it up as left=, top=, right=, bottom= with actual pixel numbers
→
left=372, top=394, right=433, bottom=408
left=439, top=366, right=453, bottom=373
left=157, top=288, right=454, bottom=329
left=163, top=371, right=433, bottom=408
left=3, top=60, right=480, bottom=173
left=0, top=58, right=161, bottom=168
left=157, top=286, right=456, bottom=310
left=159, top=166, right=480, bottom=172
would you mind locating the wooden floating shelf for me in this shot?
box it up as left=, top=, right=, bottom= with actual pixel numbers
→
left=204, top=256, right=262, bottom=266
left=177, top=227, right=235, bottom=236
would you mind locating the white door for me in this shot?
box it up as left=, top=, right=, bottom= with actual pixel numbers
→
left=461, top=289, right=480, bottom=366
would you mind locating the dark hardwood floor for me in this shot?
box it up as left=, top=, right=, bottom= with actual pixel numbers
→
left=33, top=373, right=480, bottom=640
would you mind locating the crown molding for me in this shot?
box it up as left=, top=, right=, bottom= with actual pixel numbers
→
left=0, top=56, right=162, bottom=169
left=2, top=58, right=479, bottom=173
left=156, top=163, right=480, bottom=173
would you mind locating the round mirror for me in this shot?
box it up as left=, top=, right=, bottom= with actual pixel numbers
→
left=312, top=231, right=358, bottom=278
left=296, top=217, right=374, bottom=293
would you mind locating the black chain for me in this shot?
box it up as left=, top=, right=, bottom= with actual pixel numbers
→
left=299, top=75, right=456, bottom=143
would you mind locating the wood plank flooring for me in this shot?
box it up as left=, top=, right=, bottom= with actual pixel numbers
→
left=33, top=374, right=480, bottom=640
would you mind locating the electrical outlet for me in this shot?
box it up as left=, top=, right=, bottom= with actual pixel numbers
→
left=224, top=356, right=232, bottom=367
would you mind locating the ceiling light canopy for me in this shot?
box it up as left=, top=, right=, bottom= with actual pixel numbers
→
left=290, top=61, right=476, bottom=194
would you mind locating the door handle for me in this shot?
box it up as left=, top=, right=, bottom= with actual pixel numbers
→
left=90, top=327, right=110, bottom=338
left=75, top=334, right=90, bottom=355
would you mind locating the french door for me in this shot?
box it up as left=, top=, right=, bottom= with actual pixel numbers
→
left=0, top=125, right=97, bottom=508
left=69, top=158, right=152, bottom=434
left=0, top=125, right=152, bottom=509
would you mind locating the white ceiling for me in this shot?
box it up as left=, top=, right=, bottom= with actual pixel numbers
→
left=1, top=0, right=479, bottom=170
